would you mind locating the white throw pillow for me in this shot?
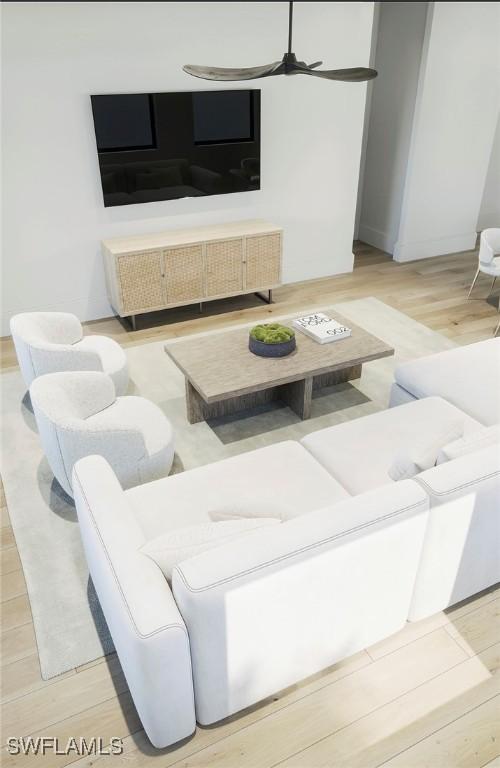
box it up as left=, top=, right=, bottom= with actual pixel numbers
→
left=387, top=456, right=420, bottom=482
left=388, top=420, right=464, bottom=481
left=141, top=518, right=280, bottom=581
left=437, top=424, right=500, bottom=463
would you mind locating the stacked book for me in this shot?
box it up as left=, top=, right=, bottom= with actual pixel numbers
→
left=293, top=313, right=352, bottom=344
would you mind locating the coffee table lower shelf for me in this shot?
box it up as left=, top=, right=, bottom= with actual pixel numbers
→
left=185, top=363, right=362, bottom=424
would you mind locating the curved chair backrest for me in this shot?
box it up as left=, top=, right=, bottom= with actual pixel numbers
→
left=10, top=312, right=83, bottom=387
left=29, top=371, right=116, bottom=495
left=30, top=371, right=115, bottom=422
left=479, top=228, right=500, bottom=265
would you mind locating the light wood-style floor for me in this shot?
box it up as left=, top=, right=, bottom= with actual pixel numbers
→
left=1, top=241, right=499, bottom=370
left=1, top=242, right=499, bottom=767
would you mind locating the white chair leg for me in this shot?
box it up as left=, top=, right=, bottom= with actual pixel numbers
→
left=489, top=275, right=497, bottom=295
left=467, top=266, right=481, bottom=298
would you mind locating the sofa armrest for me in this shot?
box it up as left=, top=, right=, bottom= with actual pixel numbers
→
left=47, top=311, right=83, bottom=343
left=10, top=311, right=83, bottom=345
left=172, top=481, right=428, bottom=725
left=389, top=381, right=418, bottom=408
left=72, top=456, right=195, bottom=748
left=229, top=168, right=249, bottom=191
left=409, top=445, right=500, bottom=621
left=190, top=164, right=223, bottom=193
left=30, top=343, right=102, bottom=378
left=61, top=426, right=147, bottom=489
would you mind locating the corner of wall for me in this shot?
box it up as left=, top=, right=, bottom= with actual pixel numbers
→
left=357, top=224, right=394, bottom=254
left=392, top=2, right=434, bottom=259
left=353, top=2, right=382, bottom=242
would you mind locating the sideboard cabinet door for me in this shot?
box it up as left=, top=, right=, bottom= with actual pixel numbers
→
left=205, top=238, right=244, bottom=298
left=164, top=245, right=204, bottom=304
left=117, top=251, right=164, bottom=314
left=245, top=233, right=282, bottom=290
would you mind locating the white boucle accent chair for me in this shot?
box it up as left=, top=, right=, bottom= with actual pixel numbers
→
left=30, top=371, right=174, bottom=498
left=10, top=312, right=129, bottom=395
left=72, top=441, right=430, bottom=748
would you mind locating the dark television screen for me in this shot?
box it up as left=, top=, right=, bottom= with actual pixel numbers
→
left=90, top=89, right=260, bottom=207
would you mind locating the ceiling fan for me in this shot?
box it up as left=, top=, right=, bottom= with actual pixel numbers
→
left=182, top=1, right=377, bottom=83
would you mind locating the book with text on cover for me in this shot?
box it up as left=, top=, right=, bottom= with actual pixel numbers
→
left=293, top=313, right=352, bottom=344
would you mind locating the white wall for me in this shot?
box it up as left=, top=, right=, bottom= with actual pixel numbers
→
left=394, top=2, right=500, bottom=262
left=1, top=1, right=374, bottom=334
left=353, top=1, right=380, bottom=241
left=357, top=2, right=428, bottom=253
left=477, top=114, right=500, bottom=232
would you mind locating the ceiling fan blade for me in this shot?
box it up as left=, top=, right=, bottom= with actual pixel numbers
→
left=182, top=62, right=283, bottom=81
left=307, top=61, right=323, bottom=69
left=295, top=65, right=378, bottom=82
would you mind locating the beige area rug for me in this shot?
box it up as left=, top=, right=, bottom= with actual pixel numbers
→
left=0, top=298, right=456, bottom=679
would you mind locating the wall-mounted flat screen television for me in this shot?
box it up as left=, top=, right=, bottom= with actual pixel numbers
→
left=90, top=89, right=261, bottom=207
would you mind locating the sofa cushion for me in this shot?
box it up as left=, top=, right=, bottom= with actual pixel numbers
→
left=141, top=518, right=280, bottom=582
left=388, top=420, right=464, bottom=480
left=394, top=338, right=500, bottom=426
left=301, top=397, right=482, bottom=495
left=437, top=423, right=500, bottom=463
left=125, top=441, right=350, bottom=540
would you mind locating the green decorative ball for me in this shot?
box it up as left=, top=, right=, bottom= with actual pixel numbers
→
left=249, top=323, right=295, bottom=344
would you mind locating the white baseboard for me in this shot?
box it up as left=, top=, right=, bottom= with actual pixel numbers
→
left=357, top=224, right=394, bottom=254
left=393, top=231, right=477, bottom=262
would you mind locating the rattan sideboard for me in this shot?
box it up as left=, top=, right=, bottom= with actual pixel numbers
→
left=102, top=219, right=283, bottom=329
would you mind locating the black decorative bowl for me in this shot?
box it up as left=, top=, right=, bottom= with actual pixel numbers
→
left=249, top=335, right=296, bottom=358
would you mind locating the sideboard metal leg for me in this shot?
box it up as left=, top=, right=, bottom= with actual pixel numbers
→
left=255, top=290, right=273, bottom=305
left=199, top=302, right=203, bottom=313
left=129, top=315, right=136, bottom=331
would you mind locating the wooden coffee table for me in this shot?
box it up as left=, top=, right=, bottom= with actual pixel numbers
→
left=164, top=312, right=394, bottom=424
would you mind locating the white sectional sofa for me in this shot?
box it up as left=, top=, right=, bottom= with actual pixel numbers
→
left=72, top=339, right=500, bottom=749
left=73, top=444, right=430, bottom=748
